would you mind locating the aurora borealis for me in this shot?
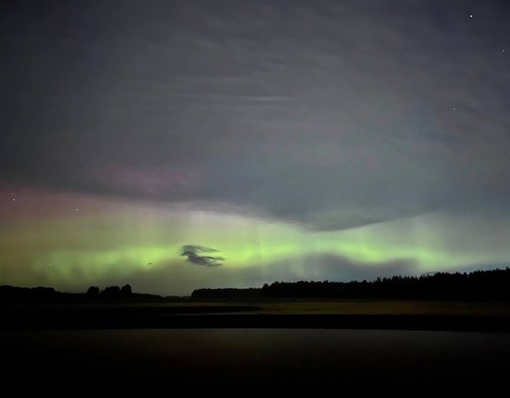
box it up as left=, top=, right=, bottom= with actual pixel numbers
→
left=1, top=1, right=510, bottom=296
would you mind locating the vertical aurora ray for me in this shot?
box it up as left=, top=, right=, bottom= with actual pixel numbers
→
left=2, top=185, right=510, bottom=295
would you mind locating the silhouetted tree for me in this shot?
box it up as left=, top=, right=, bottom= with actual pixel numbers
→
left=120, top=284, right=132, bottom=295
left=101, top=286, right=121, bottom=297
left=86, top=286, right=100, bottom=296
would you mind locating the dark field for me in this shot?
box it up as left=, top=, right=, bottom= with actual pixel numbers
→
left=3, top=300, right=510, bottom=390
left=3, top=328, right=510, bottom=390
left=3, top=300, right=510, bottom=332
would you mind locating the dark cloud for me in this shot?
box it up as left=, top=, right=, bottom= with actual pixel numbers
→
left=181, top=245, right=224, bottom=267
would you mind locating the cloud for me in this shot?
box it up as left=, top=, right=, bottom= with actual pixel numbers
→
left=2, top=1, right=510, bottom=231
left=181, top=245, right=224, bottom=267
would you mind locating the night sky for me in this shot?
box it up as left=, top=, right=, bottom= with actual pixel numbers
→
left=1, top=0, right=509, bottom=296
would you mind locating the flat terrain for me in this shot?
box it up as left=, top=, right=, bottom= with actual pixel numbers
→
left=254, top=299, right=510, bottom=316
left=3, top=300, right=510, bottom=388
left=3, top=299, right=510, bottom=332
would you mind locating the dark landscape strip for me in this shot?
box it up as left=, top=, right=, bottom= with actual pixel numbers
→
left=1, top=304, right=261, bottom=313
left=3, top=313, right=510, bottom=332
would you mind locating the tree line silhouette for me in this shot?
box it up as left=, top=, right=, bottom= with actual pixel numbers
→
left=0, top=284, right=169, bottom=304
left=3, top=267, right=510, bottom=303
left=191, top=268, right=510, bottom=301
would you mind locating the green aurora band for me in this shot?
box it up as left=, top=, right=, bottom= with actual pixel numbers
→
left=2, top=188, right=510, bottom=295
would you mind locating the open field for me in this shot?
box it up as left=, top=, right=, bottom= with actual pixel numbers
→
left=5, top=298, right=510, bottom=315
left=3, top=299, right=510, bottom=332
left=251, top=299, right=510, bottom=317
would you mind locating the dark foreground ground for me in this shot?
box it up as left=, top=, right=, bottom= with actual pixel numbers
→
left=3, top=300, right=510, bottom=332
left=2, top=301, right=510, bottom=390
